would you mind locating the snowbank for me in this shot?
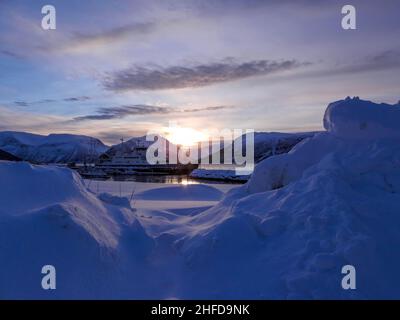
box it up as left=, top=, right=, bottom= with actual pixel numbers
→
left=0, top=161, right=154, bottom=299
left=175, top=97, right=400, bottom=298
left=324, top=97, right=400, bottom=140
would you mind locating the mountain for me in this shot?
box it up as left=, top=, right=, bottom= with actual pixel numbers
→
left=105, top=132, right=317, bottom=166
left=103, top=135, right=179, bottom=163
left=0, top=131, right=108, bottom=163
left=104, top=136, right=155, bottom=157
left=203, top=131, right=318, bottom=165
left=0, top=149, right=22, bottom=161
left=240, top=131, right=318, bottom=162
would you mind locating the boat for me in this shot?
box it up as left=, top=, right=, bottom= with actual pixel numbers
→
left=91, top=139, right=198, bottom=176
left=78, top=167, right=108, bottom=179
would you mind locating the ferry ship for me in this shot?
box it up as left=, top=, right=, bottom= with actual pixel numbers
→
left=79, top=139, right=198, bottom=178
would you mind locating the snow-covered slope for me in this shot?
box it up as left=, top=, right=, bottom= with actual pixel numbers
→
left=324, top=96, right=400, bottom=139
left=105, top=136, right=154, bottom=156
left=241, top=131, right=317, bottom=162
left=201, top=131, right=315, bottom=164
left=0, top=131, right=108, bottom=163
left=178, top=97, right=400, bottom=298
left=0, top=161, right=153, bottom=299
left=0, top=149, right=21, bottom=161
left=190, top=132, right=316, bottom=182
left=104, top=135, right=179, bottom=163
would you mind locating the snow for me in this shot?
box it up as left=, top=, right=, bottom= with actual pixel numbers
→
left=324, top=97, right=400, bottom=140
left=105, top=135, right=154, bottom=156
left=135, top=184, right=224, bottom=201
left=0, top=161, right=154, bottom=298
left=0, top=161, right=119, bottom=246
left=190, top=131, right=316, bottom=182
left=178, top=97, right=400, bottom=298
left=0, top=131, right=45, bottom=146
left=0, top=149, right=21, bottom=161
left=2, top=97, right=400, bottom=299
left=238, top=131, right=316, bottom=162
left=0, top=131, right=108, bottom=163
left=190, top=168, right=250, bottom=182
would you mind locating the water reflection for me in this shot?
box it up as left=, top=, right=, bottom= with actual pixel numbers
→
left=89, top=174, right=242, bottom=185
left=110, top=174, right=198, bottom=184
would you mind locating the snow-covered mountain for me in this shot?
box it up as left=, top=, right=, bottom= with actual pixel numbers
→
left=104, top=136, right=155, bottom=156
left=0, top=131, right=108, bottom=163
left=0, top=149, right=21, bottom=161
left=201, top=131, right=317, bottom=165
left=239, top=131, right=317, bottom=162
left=103, top=135, right=180, bottom=163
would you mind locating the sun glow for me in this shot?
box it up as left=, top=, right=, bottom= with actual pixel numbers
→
left=164, top=126, right=208, bottom=146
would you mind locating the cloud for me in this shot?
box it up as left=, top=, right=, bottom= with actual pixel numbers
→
left=288, top=49, right=400, bottom=82
left=63, top=96, right=91, bottom=102
left=182, top=105, right=231, bottom=112
left=74, top=104, right=169, bottom=121
left=103, top=58, right=309, bottom=91
left=0, top=106, right=66, bottom=132
left=72, top=22, right=157, bottom=45
left=13, top=96, right=91, bottom=107
left=339, top=50, right=400, bottom=74
left=14, top=101, right=29, bottom=107
left=0, top=50, right=23, bottom=59
left=56, top=21, right=165, bottom=54
left=73, top=104, right=232, bottom=121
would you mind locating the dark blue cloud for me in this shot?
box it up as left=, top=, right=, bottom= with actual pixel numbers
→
left=103, top=59, right=309, bottom=91
left=73, top=104, right=232, bottom=121
left=13, top=96, right=91, bottom=107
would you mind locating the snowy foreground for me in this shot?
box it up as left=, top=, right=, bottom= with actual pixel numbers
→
left=1, top=97, right=400, bottom=299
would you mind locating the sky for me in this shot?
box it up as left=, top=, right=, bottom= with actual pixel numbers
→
left=0, top=0, right=399, bottom=145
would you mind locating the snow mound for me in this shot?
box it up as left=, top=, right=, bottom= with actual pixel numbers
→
left=0, top=161, right=155, bottom=299
left=324, top=97, right=400, bottom=140
left=176, top=98, right=400, bottom=299
left=98, top=193, right=133, bottom=209
left=136, top=184, right=223, bottom=201
left=0, top=161, right=119, bottom=247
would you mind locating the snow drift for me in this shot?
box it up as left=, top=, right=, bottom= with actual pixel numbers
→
left=324, top=96, right=400, bottom=140
left=0, top=161, right=154, bottom=299
left=176, top=97, right=400, bottom=299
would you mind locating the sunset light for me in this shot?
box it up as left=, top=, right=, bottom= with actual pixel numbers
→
left=164, top=126, right=208, bottom=146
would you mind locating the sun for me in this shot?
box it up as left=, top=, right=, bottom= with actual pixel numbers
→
left=164, top=127, right=208, bottom=146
